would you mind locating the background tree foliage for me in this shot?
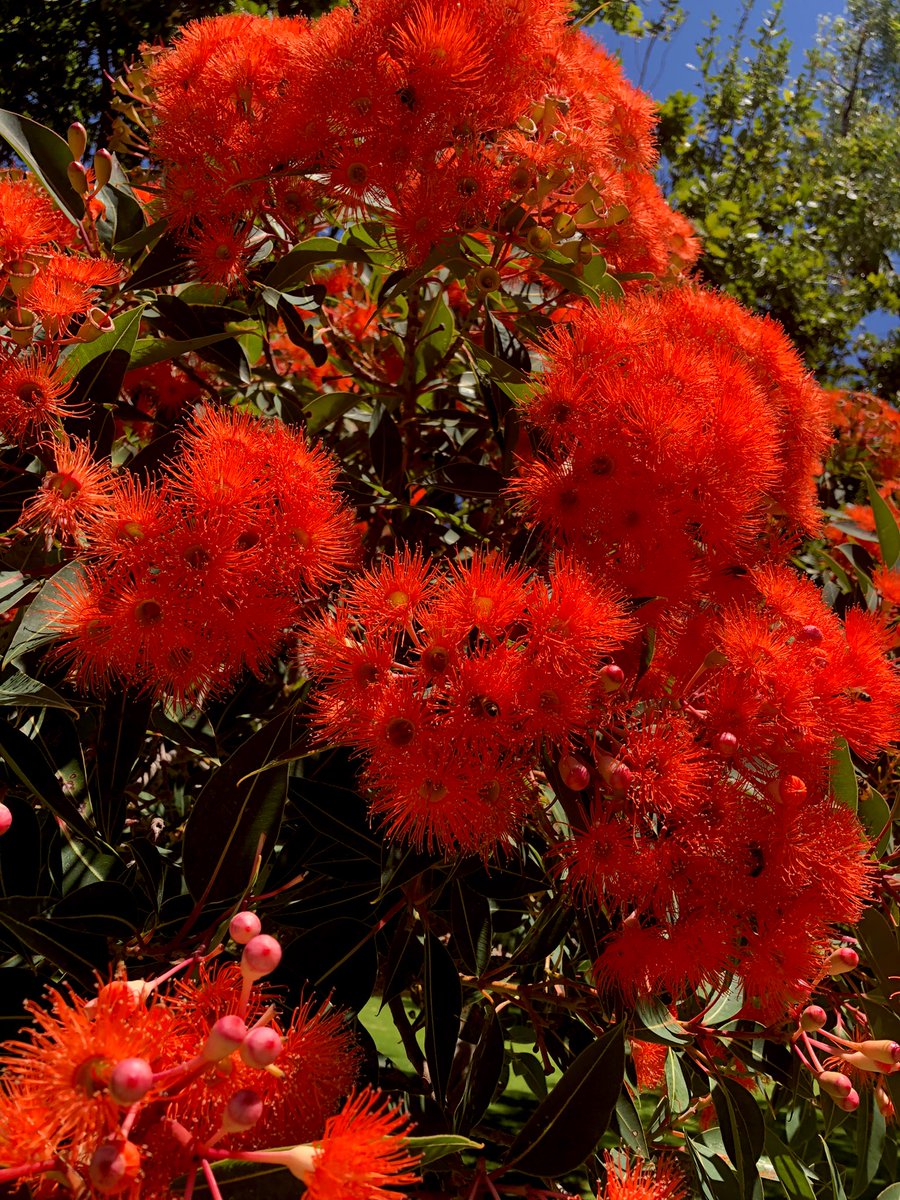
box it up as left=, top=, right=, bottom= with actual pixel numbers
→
left=652, top=0, right=900, bottom=395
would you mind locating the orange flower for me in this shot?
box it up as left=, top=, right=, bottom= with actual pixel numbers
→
left=600, top=1151, right=687, bottom=1200
left=0, top=349, right=73, bottom=440
left=23, top=438, right=113, bottom=542
left=303, top=1089, right=421, bottom=1200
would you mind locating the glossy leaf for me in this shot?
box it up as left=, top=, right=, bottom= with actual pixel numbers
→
left=128, top=333, right=234, bottom=369
left=865, top=470, right=900, bottom=568
left=90, top=689, right=152, bottom=843
left=505, top=1022, right=625, bottom=1177
left=0, top=717, right=98, bottom=846
left=830, top=737, right=858, bottom=812
left=634, top=997, right=691, bottom=1045
left=450, top=879, right=491, bottom=975
left=764, top=1128, right=816, bottom=1200
left=182, top=710, right=295, bottom=904
left=455, top=1004, right=505, bottom=1134
left=404, top=1135, right=483, bottom=1166
left=860, top=786, right=892, bottom=857
left=424, top=931, right=462, bottom=1106
left=62, top=304, right=145, bottom=384
left=712, top=1075, right=765, bottom=1194
left=0, top=109, right=84, bottom=221
left=0, top=672, right=75, bottom=712
left=3, top=562, right=81, bottom=666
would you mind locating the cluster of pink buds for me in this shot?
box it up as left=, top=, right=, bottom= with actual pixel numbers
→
left=793, top=1001, right=900, bottom=1116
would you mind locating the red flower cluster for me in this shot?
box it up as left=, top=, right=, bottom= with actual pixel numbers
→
left=148, top=3, right=699, bottom=280
left=0, top=171, right=127, bottom=445
left=301, top=549, right=633, bottom=855
left=512, top=286, right=831, bottom=611
left=49, top=407, right=356, bottom=701
left=0, top=923, right=365, bottom=1199
left=512, top=287, right=900, bottom=1014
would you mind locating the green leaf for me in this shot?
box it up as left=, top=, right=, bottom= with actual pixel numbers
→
left=0, top=109, right=84, bottom=222
left=704, top=976, right=745, bottom=1026
left=3, top=562, right=82, bottom=666
left=616, top=1084, right=649, bottom=1156
left=455, top=1003, right=504, bottom=1134
left=0, top=718, right=99, bottom=846
left=860, top=786, right=892, bottom=857
left=403, top=1135, right=483, bottom=1167
left=264, top=236, right=370, bottom=291
left=665, top=1047, right=691, bottom=1113
left=865, top=470, right=900, bottom=568
left=764, top=1128, right=816, bottom=1200
left=505, top=1022, right=625, bottom=1177
left=830, top=737, right=858, bottom=812
left=711, top=1075, right=765, bottom=1195
left=687, top=1134, right=743, bottom=1200
left=857, top=909, right=900, bottom=1000
left=127, top=333, right=234, bottom=369
left=0, top=672, right=76, bottom=713
left=876, top=1186, right=900, bottom=1200
left=424, top=931, right=462, bottom=1106
left=634, top=997, right=691, bottom=1045
left=462, top=335, right=530, bottom=385
left=850, top=1087, right=885, bottom=1198
left=450, top=879, right=491, bottom=975
left=62, top=305, right=145, bottom=383
left=182, top=709, right=296, bottom=904
left=91, top=689, right=152, bottom=844
left=819, top=1134, right=847, bottom=1200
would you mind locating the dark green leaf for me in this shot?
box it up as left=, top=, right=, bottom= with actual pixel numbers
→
left=634, top=997, right=691, bottom=1045
left=62, top=304, right=145, bottom=383
left=265, top=236, right=370, bottom=291
left=51, top=880, right=141, bottom=937
left=424, top=930, right=462, bottom=1106
left=3, top=562, right=81, bottom=666
left=0, top=717, right=98, bottom=845
left=665, top=1047, right=691, bottom=1113
left=865, top=470, right=900, bottom=568
left=404, top=1134, right=482, bottom=1166
left=830, top=737, right=858, bottom=812
left=276, top=917, right=377, bottom=1011
left=505, top=1022, right=625, bottom=1177
left=369, top=404, right=405, bottom=495
left=90, top=688, right=152, bottom=843
left=858, top=908, right=900, bottom=997
left=850, top=1087, right=885, bottom=1198
left=0, top=109, right=84, bottom=221
left=129, top=228, right=190, bottom=290
left=0, top=672, right=75, bottom=712
left=704, top=977, right=746, bottom=1026
left=455, top=1003, right=504, bottom=1133
left=289, top=777, right=381, bottom=863
left=687, top=1135, right=743, bottom=1200
left=128, top=333, right=235, bottom=369
left=712, top=1075, right=765, bottom=1194
left=451, top=879, right=491, bottom=974
left=860, top=786, right=892, bottom=857
left=182, top=709, right=295, bottom=905
left=764, top=1128, right=816, bottom=1200
left=616, top=1084, right=649, bottom=1156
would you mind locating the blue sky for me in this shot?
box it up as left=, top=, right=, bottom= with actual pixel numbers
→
left=596, top=0, right=842, bottom=100
left=596, top=1, right=897, bottom=344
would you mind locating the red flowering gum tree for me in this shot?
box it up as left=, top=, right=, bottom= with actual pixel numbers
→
left=0, top=3, right=898, bottom=1198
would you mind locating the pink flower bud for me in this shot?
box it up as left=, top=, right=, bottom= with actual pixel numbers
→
left=558, top=755, right=591, bottom=792
left=799, top=624, right=824, bottom=645
left=202, top=1014, right=247, bottom=1062
left=599, top=663, right=625, bottom=693
left=716, top=732, right=738, bottom=757
left=89, top=1141, right=141, bottom=1194
left=67, top=160, right=89, bottom=196
left=0, top=803, right=11, bottom=836
left=223, top=1088, right=264, bottom=1132
left=609, top=762, right=632, bottom=792
left=876, top=1084, right=895, bottom=1120
left=108, top=1057, right=153, bottom=1106
left=827, top=946, right=859, bottom=976
left=241, top=934, right=282, bottom=981
left=816, top=1069, right=853, bottom=1099
left=836, top=1087, right=860, bottom=1112
left=67, top=122, right=88, bottom=161
left=240, top=1025, right=282, bottom=1068
left=93, top=149, right=113, bottom=192
left=799, top=1005, right=826, bottom=1032
left=230, top=911, right=262, bottom=945
left=858, top=1039, right=900, bottom=1064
